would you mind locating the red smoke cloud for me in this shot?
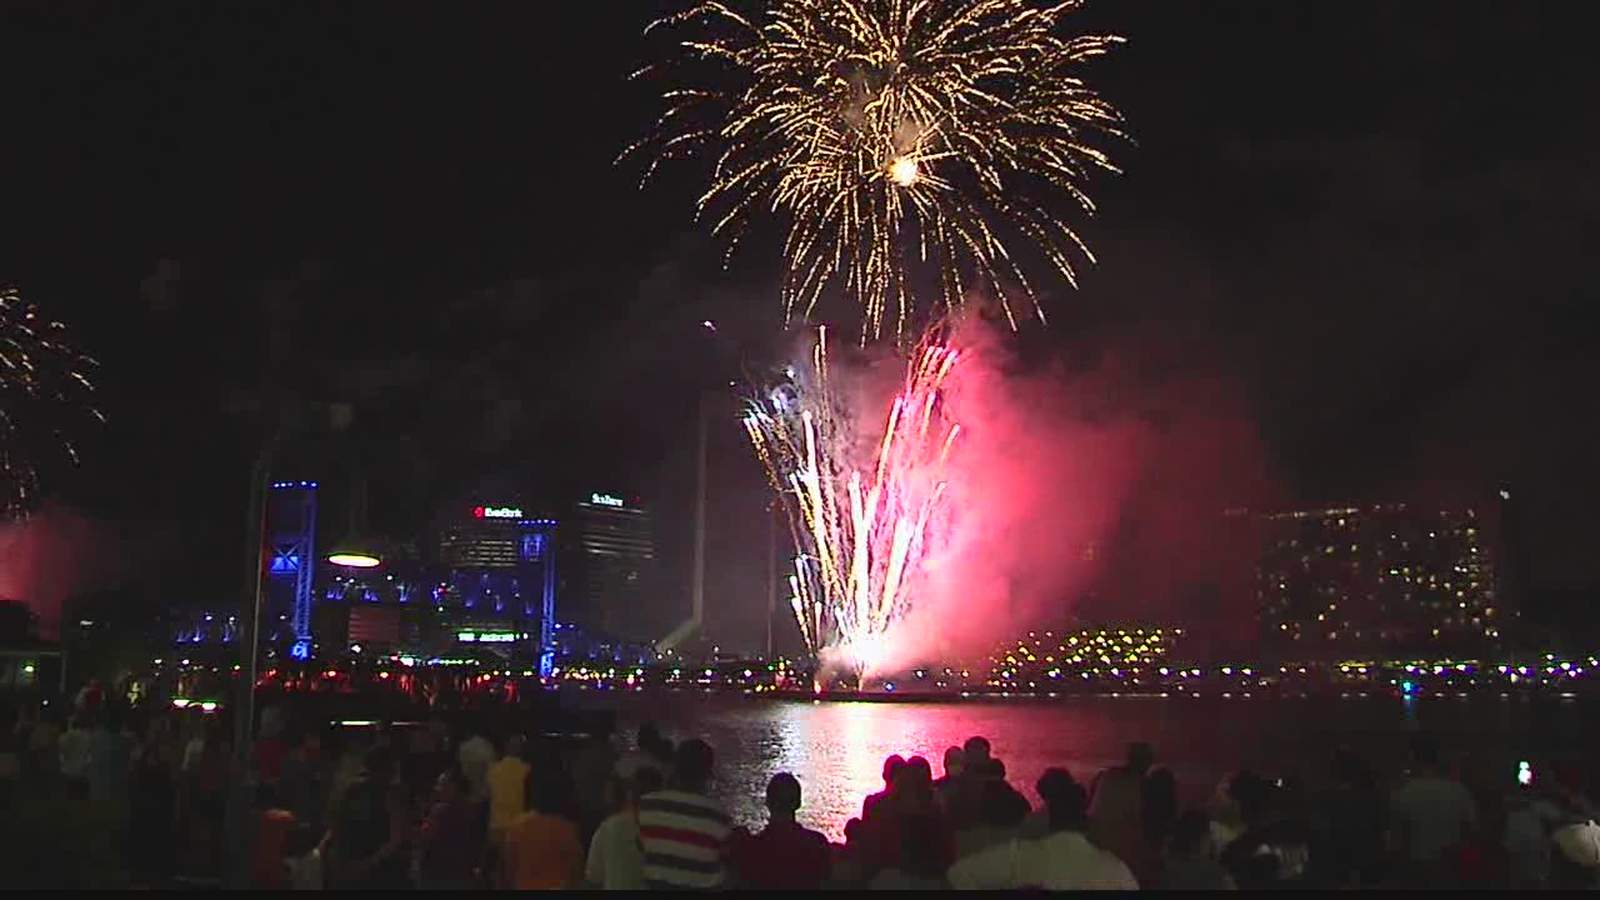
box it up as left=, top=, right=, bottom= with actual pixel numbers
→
left=0, top=505, right=118, bottom=638
left=881, top=317, right=1277, bottom=668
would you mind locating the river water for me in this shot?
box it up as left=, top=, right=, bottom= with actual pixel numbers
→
left=607, top=693, right=1593, bottom=841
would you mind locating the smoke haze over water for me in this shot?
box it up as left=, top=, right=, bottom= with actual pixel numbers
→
left=874, top=316, right=1277, bottom=669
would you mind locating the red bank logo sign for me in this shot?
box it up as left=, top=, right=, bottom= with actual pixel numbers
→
left=472, top=505, right=523, bottom=519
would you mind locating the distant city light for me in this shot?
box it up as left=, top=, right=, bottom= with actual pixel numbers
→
left=474, top=505, right=523, bottom=519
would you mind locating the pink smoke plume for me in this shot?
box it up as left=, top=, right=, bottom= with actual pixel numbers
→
left=0, top=505, right=118, bottom=639
left=871, top=316, right=1277, bottom=670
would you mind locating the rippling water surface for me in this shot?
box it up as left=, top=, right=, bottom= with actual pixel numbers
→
left=608, top=693, right=1592, bottom=841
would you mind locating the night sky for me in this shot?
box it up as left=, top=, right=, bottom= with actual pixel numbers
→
left=2, top=1, right=1596, bottom=643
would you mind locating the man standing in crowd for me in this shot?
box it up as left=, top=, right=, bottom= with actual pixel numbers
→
left=638, top=738, right=731, bottom=889
left=731, top=772, right=831, bottom=889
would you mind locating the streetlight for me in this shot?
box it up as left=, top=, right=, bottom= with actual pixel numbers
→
left=327, top=470, right=382, bottom=568
left=327, top=541, right=382, bottom=569
left=229, top=403, right=379, bottom=885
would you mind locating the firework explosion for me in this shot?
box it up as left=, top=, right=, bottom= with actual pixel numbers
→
left=0, top=286, right=101, bottom=519
left=628, top=0, right=1126, bottom=339
left=744, top=325, right=960, bottom=681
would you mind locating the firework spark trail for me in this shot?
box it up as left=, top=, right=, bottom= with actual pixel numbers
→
left=628, top=0, right=1126, bottom=340
left=744, top=325, right=960, bottom=679
left=0, top=286, right=101, bottom=519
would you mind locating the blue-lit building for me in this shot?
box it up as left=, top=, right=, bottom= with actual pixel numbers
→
left=434, top=502, right=559, bottom=674
left=547, top=621, right=656, bottom=667
left=173, top=492, right=563, bottom=671
left=172, top=479, right=317, bottom=654
left=266, top=480, right=319, bottom=659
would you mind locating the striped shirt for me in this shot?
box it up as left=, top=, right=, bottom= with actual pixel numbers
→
left=637, top=789, right=731, bottom=889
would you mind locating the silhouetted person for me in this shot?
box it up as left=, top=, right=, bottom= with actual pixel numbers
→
left=1160, top=811, right=1236, bottom=890
left=1317, top=747, right=1384, bottom=887
left=128, top=725, right=177, bottom=887
left=616, top=721, right=672, bottom=785
left=250, top=783, right=297, bottom=889
left=900, top=756, right=936, bottom=810
left=279, top=729, right=327, bottom=836
left=732, top=772, right=832, bottom=889
left=933, top=745, right=964, bottom=809
left=327, top=746, right=409, bottom=888
left=587, top=768, right=660, bottom=889
left=638, top=738, right=731, bottom=889
left=1219, top=772, right=1311, bottom=888
left=1091, top=742, right=1155, bottom=874
left=502, top=764, right=584, bottom=889
left=863, top=754, right=907, bottom=820
left=956, top=774, right=1029, bottom=859
left=948, top=737, right=994, bottom=830
left=486, top=734, right=530, bottom=843
left=456, top=719, right=494, bottom=801
left=417, top=766, right=482, bottom=889
left=1389, top=734, right=1476, bottom=884
left=1143, top=767, right=1179, bottom=848
left=963, top=736, right=992, bottom=771
left=871, top=813, right=950, bottom=890
left=950, top=768, right=1137, bottom=889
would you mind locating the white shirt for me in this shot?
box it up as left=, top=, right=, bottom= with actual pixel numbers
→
left=1505, top=796, right=1563, bottom=885
left=59, top=727, right=93, bottom=778
left=1390, top=775, right=1477, bottom=863
left=614, top=749, right=664, bottom=782
left=181, top=736, right=207, bottom=772
left=287, top=848, right=323, bottom=890
left=586, top=810, right=646, bottom=890
left=948, top=831, right=1138, bottom=890
left=457, top=735, right=495, bottom=797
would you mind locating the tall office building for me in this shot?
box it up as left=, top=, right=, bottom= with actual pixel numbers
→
left=1256, top=501, right=1501, bottom=655
left=567, top=491, right=656, bottom=640
left=435, top=502, right=559, bottom=673
left=436, top=508, right=559, bottom=608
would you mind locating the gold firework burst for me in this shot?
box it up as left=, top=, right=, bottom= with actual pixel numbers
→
left=1, top=285, right=101, bottom=518
left=627, top=0, right=1127, bottom=340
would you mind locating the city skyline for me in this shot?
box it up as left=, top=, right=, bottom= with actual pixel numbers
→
left=1, top=1, right=1596, bottom=650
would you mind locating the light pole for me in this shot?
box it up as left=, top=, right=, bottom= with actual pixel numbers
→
left=225, top=405, right=382, bottom=886
left=223, top=441, right=273, bottom=888
left=766, top=498, right=778, bottom=661
left=233, top=446, right=272, bottom=759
